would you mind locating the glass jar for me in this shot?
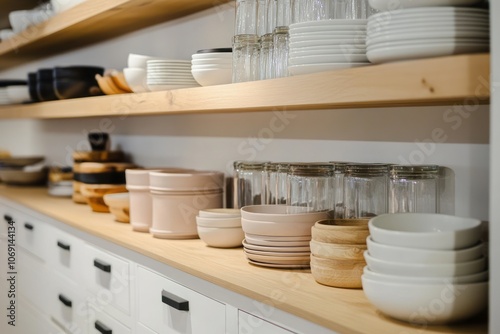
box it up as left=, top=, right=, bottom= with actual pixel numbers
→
left=287, top=162, right=335, bottom=213
left=259, top=33, right=274, bottom=80
left=389, top=165, right=440, bottom=213
left=329, top=161, right=350, bottom=219
left=233, top=161, right=269, bottom=208
left=343, top=163, right=390, bottom=219
left=262, top=162, right=290, bottom=204
left=232, top=34, right=260, bottom=83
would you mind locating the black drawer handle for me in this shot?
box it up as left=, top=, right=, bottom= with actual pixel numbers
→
left=3, top=214, right=12, bottom=222
left=57, top=241, right=71, bottom=251
left=161, top=290, right=189, bottom=311
left=58, top=294, right=72, bottom=308
left=95, top=320, right=112, bottom=334
left=24, top=223, right=34, bottom=230
left=94, top=259, right=111, bottom=273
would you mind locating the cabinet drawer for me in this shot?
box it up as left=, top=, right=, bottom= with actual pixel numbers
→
left=88, top=304, right=131, bottom=334
left=136, top=323, right=157, bottom=334
left=46, top=227, right=86, bottom=283
left=18, top=248, right=52, bottom=313
left=137, top=266, right=225, bottom=334
left=239, top=311, right=297, bottom=334
left=16, top=296, right=66, bottom=334
left=0, top=203, right=13, bottom=238
left=16, top=211, right=50, bottom=261
left=83, top=244, right=131, bottom=315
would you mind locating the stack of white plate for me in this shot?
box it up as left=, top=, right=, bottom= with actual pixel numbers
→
left=0, top=86, right=30, bottom=105
left=288, top=19, right=369, bottom=76
left=366, top=7, right=489, bottom=64
left=146, top=59, right=200, bottom=92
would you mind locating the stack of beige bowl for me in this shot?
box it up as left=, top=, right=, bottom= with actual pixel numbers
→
left=196, top=209, right=244, bottom=248
left=240, top=205, right=328, bottom=268
left=362, top=213, right=488, bottom=325
left=310, top=219, right=369, bottom=288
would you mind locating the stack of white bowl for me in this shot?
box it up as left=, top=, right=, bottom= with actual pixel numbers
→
left=191, top=48, right=233, bottom=86
left=366, top=6, right=489, bottom=64
left=146, top=59, right=200, bottom=91
left=288, top=19, right=369, bottom=76
left=0, top=86, right=30, bottom=105
left=196, top=209, right=244, bottom=248
left=240, top=205, right=328, bottom=268
left=362, top=213, right=488, bottom=325
left=123, top=53, right=157, bottom=93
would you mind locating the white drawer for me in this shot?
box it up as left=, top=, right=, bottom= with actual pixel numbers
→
left=15, top=296, right=66, bottom=334
left=88, top=304, right=131, bottom=334
left=46, top=226, right=86, bottom=283
left=137, top=266, right=226, bottom=334
left=239, top=311, right=297, bottom=334
left=16, top=211, right=50, bottom=261
left=18, top=248, right=52, bottom=313
left=0, top=203, right=13, bottom=238
left=136, top=323, right=157, bottom=334
left=83, top=244, right=131, bottom=316
left=48, top=271, right=88, bottom=334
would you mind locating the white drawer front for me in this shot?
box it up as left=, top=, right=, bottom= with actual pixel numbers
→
left=16, top=296, right=66, bottom=334
left=46, top=227, right=86, bottom=283
left=136, top=323, right=157, bottom=334
left=239, top=311, right=297, bottom=334
left=0, top=203, right=13, bottom=238
left=18, top=248, right=52, bottom=313
left=83, top=244, right=131, bottom=315
left=16, top=211, right=50, bottom=261
left=88, top=304, right=131, bottom=334
left=137, top=266, right=225, bottom=334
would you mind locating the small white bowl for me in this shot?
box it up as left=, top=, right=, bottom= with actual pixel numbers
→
left=361, top=276, right=488, bottom=325
left=366, top=237, right=485, bottom=264
left=191, top=68, right=232, bottom=86
left=363, top=266, right=489, bottom=285
left=197, top=225, right=244, bottom=248
left=192, top=53, right=233, bottom=60
left=191, top=58, right=232, bottom=65
left=198, top=208, right=241, bottom=218
left=196, top=215, right=241, bottom=228
left=364, top=251, right=486, bottom=277
left=191, top=64, right=232, bottom=70
left=368, top=213, right=482, bottom=250
left=240, top=205, right=329, bottom=224
left=241, top=217, right=314, bottom=237
left=123, top=67, right=148, bottom=93
left=127, top=53, right=161, bottom=69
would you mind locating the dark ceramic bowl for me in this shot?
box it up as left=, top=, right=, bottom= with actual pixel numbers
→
left=53, top=77, right=103, bottom=99
left=36, top=68, right=58, bottom=101
left=27, top=72, right=39, bottom=102
left=53, top=66, right=104, bottom=80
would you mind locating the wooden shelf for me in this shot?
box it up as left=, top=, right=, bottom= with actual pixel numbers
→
left=0, top=186, right=488, bottom=334
left=0, top=0, right=232, bottom=70
left=0, top=53, right=490, bottom=119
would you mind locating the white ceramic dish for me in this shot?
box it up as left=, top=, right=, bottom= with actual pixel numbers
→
left=6, top=86, right=30, bottom=104
left=366, top=237, right=484, bottom=264
left=147, top=79, right=198, bottom=85
left=368, top=17, right=488, bottom=33
left=191, top=68, right=233, bottom=86
left=290, top=48, right=366, bottom=57
left=241, top=217, right=314, bottom=237
left=369, top=0, right=485, bottom=12
left=290, top=39, right=366, bottom=49
left=127, top=54, right=161, bottom=69
left=363, top=266, right=489, bottom=285
left=367, top=31, right=489, bottom=47
left=367, top=38, right=488, bottom=51
left=244, top=233, right=311, bottom=242
left=243, top=251, right=310, bottom=264
left=364, top=251, right=486, bottom=277
left=369, top=6, right=488, bottom=19
left=290, top=32, right=366, bottom=42
left=199, top=208, right=241, bottom=218
left=123, top=67, right=148, bottom=93
left=242, top=239, right=310, bottom=252
left=289, top=62, right=369, bottom=76
left=289, top=54, right=368, bottom=65
left=196, top=215, right=241, bottom=228
left=290, top=25, right=367, bottom=33
left=244, top=248, right=311, bottom=257
left=247, top=260, right=310, bottom=269
left=191, top=58, right=232, bottom=65
left=368, top=213, right=483, bottom=250
left=290, top=19, right=368, bottom=29
left=51, top=0, right=85, bottom=13
left=192, top=53, right=233, bottom=59
left=361, top=276, right=488, bottom=324
left=240, top=205, right=328, bottom=224
left=149, top=170, right=224, bottom=192
left=191, top=64, right=232, bottom=70
left=197, top=225, right=244, bottom=248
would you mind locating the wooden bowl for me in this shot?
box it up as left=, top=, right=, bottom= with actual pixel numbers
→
left=311, top=219, right=369, bottom=244
left=80, top=184, right=127, bottom=213
left=103, top=192, right=130, bottom=223
left=310, top=239, right=366, bottom=260
left=310, top=254, right=366, bottom=288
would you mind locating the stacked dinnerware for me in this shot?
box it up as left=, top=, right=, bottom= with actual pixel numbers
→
left=240, top=205, right=328, bottom=268
left=310, top=219, right=369, bottom=288
left=362, top=213, right=488, bottom=325
left=0, top=85, right=30, bottom=105
left=366, top=6, right=489, bottom=64
left=146, top=59, right=200, bottom=92
left=191, top=48, right=233, bottom=86
left=288, top=19, right=369, bottom=76
left=196, top=208, right=244, bottom=248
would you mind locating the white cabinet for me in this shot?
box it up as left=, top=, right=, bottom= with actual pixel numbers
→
left=136, top=266, right=226, bottom=334
left=15, top=211, right=49, bottom=261
left=87, top=303, right=131, bottom=334
left=239, top=311, right=297, bottom=334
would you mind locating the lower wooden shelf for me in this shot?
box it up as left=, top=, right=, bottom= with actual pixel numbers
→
left=0, top=53, right=490, bottom=119
left=0, top=185, right=488, bottom=334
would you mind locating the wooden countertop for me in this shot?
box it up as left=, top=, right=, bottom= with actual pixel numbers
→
left=0, top=186, right=487, bottom=334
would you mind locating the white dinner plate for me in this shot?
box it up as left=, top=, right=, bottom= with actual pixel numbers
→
left=147, top=74, right=195, bottom=79
left=367, top=38, right=489, bottom=51
left=244, top=233, right=311, bottom=242
left=289, top=54, right=368, bottom=65
left=368, top=0, right=484, bottom=12
left=288, top=62, right=369, bottom=76
left=366, top=42, right=489, bottom=64
left=289, top=25, right=367, bottom=34
left=290, top=39, right=366, bottom=49
left=290, top=30, right=366, bottom=37
left=290, top=33, right=367, bottom=43
left=369, top=6, right=488, bottom=19
left=147, top=80, right=198, bottom=85
left=290, top=19, right=367, bottom=29
left=247, top=259, right=310, bottom=269
left=368, top=24, right=489, bottom=37
left=147, top=59, right=191, bottom=64
left=290, top=49, right=366, bottom=58
left=244, top=235, right=311, bottom=247
left=367, top=31, right=489, bottom=47
left=243, top=240, right=311, bottom=252
left=244, top=248, right=311, bottom=257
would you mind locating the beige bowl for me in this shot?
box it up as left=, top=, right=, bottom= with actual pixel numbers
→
left=310, top=254, right=366, bottom=288
left=310, top=239, right=366, bottom=260
left=197, top=225, right=244, bottom=248
left=80, top=184, right=127, bottom=213
left=312, top=219, right=369, bottom=244
left=241, top=205, right=328, bottom=224
left=103, top=192, right=130, bottom=223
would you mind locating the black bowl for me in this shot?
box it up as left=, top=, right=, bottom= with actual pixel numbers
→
left=53, top=77, right=103, bottom=99
left=36, top=68, right=58, bottom=101
left=196, top=48, right=232, bottom=54
left=53, top=66, right=104, bottom=80
left=27, top=72, right=40, bottom=102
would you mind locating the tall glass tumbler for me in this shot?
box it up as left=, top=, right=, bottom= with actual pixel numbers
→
left=334, top=0, right=372, bottom=19
left=343, top=163, right=389, bottom=219
left=273, top=26, right=290, bottom=78
left=233, top=161, right=269, bottom=208
left=259, top=34, right=274, bottom=80
left=389, top=165, right=440, bottom=213
left=233, top=34, right=260, bottom=83
left=235, top=0, right=259, bottom=35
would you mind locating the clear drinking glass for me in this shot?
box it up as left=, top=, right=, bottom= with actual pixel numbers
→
left=343, top=163, right=390, bottom=219
left=259, top=33, right=274, bottom=80
left=233, top=161, right=269, bottom=208
left=275, top=0, right=293, bottom=29
left=232, top=34, right=260, bottom=83
left=334, top=0, right=372, bottom=19
left=273, top=26, right=290, bottom=78
left=389, top=165, right=440, bottom=213
left=258, top=0, right=269, bottom=37
left=235, top=0, right=259, bottom=35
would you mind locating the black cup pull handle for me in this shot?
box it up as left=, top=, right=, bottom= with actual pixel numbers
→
left=57, top=241, right=71, bottom=251
left=94, top=259, right=111, bottom=273
left=58, top=294, right=72, bottom=308
left=3, top=214, right=12, bottom=222
left=95, top=320, right=112, bottom=334
left=161, top=290, right=189, bottom=311
left=24, top=223, right=34, bottom=230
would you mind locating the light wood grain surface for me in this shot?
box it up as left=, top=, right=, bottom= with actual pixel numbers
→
left=0, top=186, right=487, bottom=334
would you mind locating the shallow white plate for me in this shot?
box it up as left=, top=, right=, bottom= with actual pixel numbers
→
left=289, top=62, right=369, bottom=75
left=290, top=25, right=367, bottom=34
left=147, top=59, right=191, bottom=63
left=368, top=16, right=488, bottom=30
left=290, top=35, right=366, bottom=44
left=369, top=0, right=484, bottom=12
left=290, top=19, right=367, bottom=29
left=289, top=54, right=368, bottom=65
left=6, top=86, right=30, bottom=104
left=290, top=39, right=365, bottom=49
left=147, top=84, right=200, bottom=91
left=367, top=42, right=489, bottom=64
left=368, top=24, right=489, bottom=37
left=244, top=248, right=311, bottom=257
left=290, top=30, right=366, bottom=37
left=243, top=240, right=310, bottom=252
left=244, top=251, right=311, bottom=264
left=248, top=259, right=310, bottom=269
left=244, top=236, right=311, bottom=247
left=147, top=80, right=198, bottom=85
left=290, top=48, right=366, bottom=57
left=367, top=31, right=489, bottom=46
left=370, top=6, right=488, bottom=19
left=367, top=38, right=489, bottom=51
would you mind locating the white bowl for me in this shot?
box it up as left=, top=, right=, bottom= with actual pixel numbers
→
left=368, top=213, right=482, bottom=250
left=240, top=205, right=329, bottom=224
left=149, top=170, right=224, bottom=192
left=366, top=237, right=485, bottom=264
left=191, top=64, right=232, bottom=70
left=198, top=208, right=241, bottom=218
left=192, top=53, right=233, bottom=60
left=9, top=10, right=33, bottom=34
left=128, top=54, right=161, bottom=68
left=191, top=58, right=232, bottom=65
left=361, top=276, right=488, bottom=325
left=241, top=217, right=315, bottom=237
left=191, top=68, right=232, bottom=87
left=197, top=225, right=244, bottom=248
left=196, top=215, right=241, bottom=228
left=123, top=67, right=148, bottom=93
left=364, top=251, right=486, bottom=277
left=363, top=266, right=489, bottom=285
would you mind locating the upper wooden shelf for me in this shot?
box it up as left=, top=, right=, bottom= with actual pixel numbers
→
left=0, top=53, right=490, bottom=119
left=0, top=0, right=232, bottom=70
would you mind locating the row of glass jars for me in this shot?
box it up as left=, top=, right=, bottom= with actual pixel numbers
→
left=233, top=161, right=444, bottom=218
